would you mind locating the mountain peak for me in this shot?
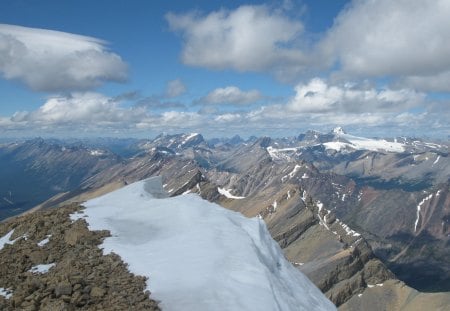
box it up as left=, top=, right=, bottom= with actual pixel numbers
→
left=332, top=127, right=346, bottom=135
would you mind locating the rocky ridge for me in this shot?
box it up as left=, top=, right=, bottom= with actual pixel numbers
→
left=0, top=204, right=160, bottom=310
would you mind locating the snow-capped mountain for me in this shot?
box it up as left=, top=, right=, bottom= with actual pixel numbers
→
left=75, top=177, right=336, bottom=311
left=2, top=130, right=449, bottom=309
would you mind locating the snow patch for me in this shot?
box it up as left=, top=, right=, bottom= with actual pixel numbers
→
left=324, top=133, right=405, bottom=153
left=37, top=235, right=51, bottom=247
left=266, top=146, right=298, bottom=162
left=338, top=221, right=361, bottom=237
left=218, top=187, right=245, bottom=199
left=0, top=288, right=12, bottom=299
left=89, top=149, right=105, bottom=156
left=183, top=133, right=199, bottom=144
left=29, top=263, right=55, bottom=274
left=414, top=194, right=433, bottom=232
left=0, top=229, right=15, bottom=250
left=78, top=177, right=336, bottom=311
left=70, top=211, right=86, bottom=223
left=272, top=201, right=278, bottom=211
left=301, top=190, right=307, bottom=202
left=433, top=155, right=440, bottom=166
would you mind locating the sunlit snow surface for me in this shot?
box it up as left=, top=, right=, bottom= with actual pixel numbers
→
left=323, top=133, right=405, bottom=153
left=80, top=177, right=335, bottom=311
left=29, top=263, right=55, bottom=274
left=0, top=229, right=15, bottom=251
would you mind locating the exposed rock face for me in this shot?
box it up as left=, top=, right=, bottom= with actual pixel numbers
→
left=0, top=204, right=159, bottom=310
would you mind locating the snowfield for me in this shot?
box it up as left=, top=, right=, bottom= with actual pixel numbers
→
left=77, top=177, right=336, bottom=311
left=324, top=132, right=405, bottom=153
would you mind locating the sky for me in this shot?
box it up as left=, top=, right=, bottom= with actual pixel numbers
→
left=0, top=0, right=449, bottom=139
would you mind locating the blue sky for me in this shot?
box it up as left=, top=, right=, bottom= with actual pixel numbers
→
left=0, top=0, right=449, bottom=138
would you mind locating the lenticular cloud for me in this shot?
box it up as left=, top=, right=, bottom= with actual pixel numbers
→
left=0, top=24, right=127, bottom=92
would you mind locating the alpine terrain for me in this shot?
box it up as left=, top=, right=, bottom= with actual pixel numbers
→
left=1, top=129, right=449, bottom=310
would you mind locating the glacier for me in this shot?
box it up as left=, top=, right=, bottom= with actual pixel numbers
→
left=76, top=176, right=336, bottom=311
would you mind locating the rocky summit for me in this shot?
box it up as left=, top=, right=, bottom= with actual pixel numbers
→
left=0, top=204, right=160, bottom=310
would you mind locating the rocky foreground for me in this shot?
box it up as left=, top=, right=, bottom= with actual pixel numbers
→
left=0, top=204, right=160, bottom=310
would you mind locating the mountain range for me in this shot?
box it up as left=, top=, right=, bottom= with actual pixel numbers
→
left=0, top=128, right=449, bottom=310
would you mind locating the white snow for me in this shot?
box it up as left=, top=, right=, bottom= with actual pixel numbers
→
left=78, top=177, right=336, bottom=311
left=89, top=149, right=105, bottom=156
left=181, top=133, right=199, bottom=146
left=433, top=155, right=440, bottom=166
left=301, top=190, right=307, bottom=202
left=324, top=133, right=405, bottom=153
left=414, top=194, right=433, bottom=232
left=0, top=229, right=15, bottom=250
left=37, top=235, right=51, bottom=247
left=301, top=173, right=309, bottom=179
left=287, top=191, right=291, bottom=200
left=272, top=200, right=278, bottom=211
left=0, top=288, right=12, bottom=299
left=266, top=146, right=298, bottom=162
left=29, top=263, right=55, bottom=274
left=316, top=201, right=330, bottom=230
left=338, top=221, right=361, bottom=237
left=289, top=165, right=302, bottom=178
left=217, top=187, right=246, bottom=199
left=70, top=212, right=86, bottom=222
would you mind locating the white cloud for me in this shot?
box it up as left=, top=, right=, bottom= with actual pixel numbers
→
left=1, top=92, right=205, bottom=134
left=321, top=0, right=450, bottom=79
left=288, top=78, right=424, bottom=113
left=200, top=86, right=262, bottom=105
left=0, top=24, right=127, bottom=92
left=9, top=92, right=144, bottom=128
left=165, top=79, right=187, bottom=97
left=166, top=5, right=307, bottom=73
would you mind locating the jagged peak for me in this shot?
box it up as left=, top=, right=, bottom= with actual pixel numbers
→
left=332, top=127, right=346, bottom=135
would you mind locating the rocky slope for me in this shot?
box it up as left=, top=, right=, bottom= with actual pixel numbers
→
left=2, top=131, right=450, bottom=309
left=0, top=204, right=160, bottom=310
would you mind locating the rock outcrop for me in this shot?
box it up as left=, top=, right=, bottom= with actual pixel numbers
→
left=0, top=204, right=160, bottom=310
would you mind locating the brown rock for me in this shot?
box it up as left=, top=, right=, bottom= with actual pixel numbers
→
left=90, top=286, right=106, bottom=298
left=55, top=282, right=72, bottom=297
left=64, top=222, right=89, bottom=246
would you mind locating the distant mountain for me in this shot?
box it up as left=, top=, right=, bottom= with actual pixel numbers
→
left=1, top=130, right=449, bottom=309
left=0, top=139, right=121, bottom=219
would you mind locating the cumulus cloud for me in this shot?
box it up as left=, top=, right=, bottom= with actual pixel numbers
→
left=10, top=92, right=143, bottom=126
left=198, top=86, right=262, bottom=105
left=0, top=89, right=447, bottom=138
left=165, top=79, right=187, bottom=97
left=0, top=92, right=202, bottom=134
left=0, top=24, right=127, bottom=92
left=287, top=78, right=424, bottom=113
left=320, top=0, right=450, bottom=79
left=166, top=5, right=307, bottom=73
